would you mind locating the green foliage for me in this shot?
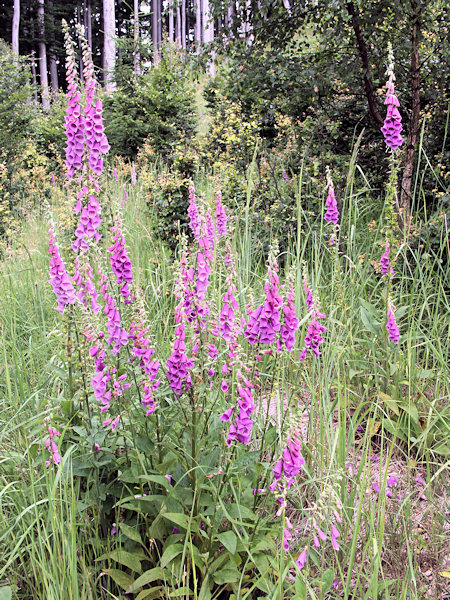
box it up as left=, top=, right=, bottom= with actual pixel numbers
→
left=0, top=40, right=32, bottom=162
left=104, top=44, right=197, bottom=160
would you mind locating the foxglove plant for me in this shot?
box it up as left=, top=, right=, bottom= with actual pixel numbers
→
left=299, top=270, right=326, bottom=362
left=386, top=300, right=400, bottom=344
left=381, top=44, right=404, bottom=152
left=48, top=221, right=77, bottom=314
left=245, top=242, right=283, bottom=346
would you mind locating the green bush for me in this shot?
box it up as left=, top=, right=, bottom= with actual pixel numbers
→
left=104, top=44, right=197, bottom=160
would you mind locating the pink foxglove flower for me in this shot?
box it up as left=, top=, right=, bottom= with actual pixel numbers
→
left=245, top=243, right=283, bottom=346
left=108, top=216, right=134, bottom=300
left=187, top=185, right=201, bottom=240
left=167, top=324, right=194, bottom=396
left=381, top=47, right=404, bottom=151
left=324, top=175, right=339, bottom=225
left=386, top=307, right=400, bottom=344
left=380, top=242, right=394, bottom=277
left=272, top=437, right=305, bottom=489
left=48, top=222, right=77, bottom=314
left=296, top=548, right=307, bottom=570
left=215, top=191, right=227, bottom=237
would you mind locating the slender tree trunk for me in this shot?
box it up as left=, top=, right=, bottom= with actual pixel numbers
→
left=169, top=2, right=174, bottom=43
left=157, top=0, right=162, bottom=50
left=37, top=0, right=50, bottom=110
left=195, top=0, right=202, bottom=44
left=134, top=0, right=140, bottom=78
left=346, top=1, right=384, bottom=128
left=86, top=0, right=92, bottom=50
left=31, top=50, right=39, bottom=107
left=117, top=0, right=123, bottom=62
left=400, top=0, right=421, bottom=225
left=152, top=0, right=159, bottom=61
left=48, top=0, right=58, bottom=93
left=103, top=0, right=116, bottom=91
left=176, top=4, right=181, bottom=46
left=181, top=0, right=186, bottom=49
left=12, top=0, right=20, bottom=56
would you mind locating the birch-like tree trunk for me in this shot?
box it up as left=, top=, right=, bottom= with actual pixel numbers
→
left=169, top=2, right=174, bottom=43
left=37, top=0, right=50, bottom=110
left=12, top=0, right=20, bottom=56
left=103, top=0, right=116, bottom=92
left=134, top=0, right=141, bottom=77
left=48, top=0, right=58, bottom=93
left=176, top=4, right=181, bottom=46
left=181, top=0, right=186, bottom=49
left=31, top=50, right=39, bottom=108
left=86, top=0, right=92, bottom=50
left=152, top=0, right=159, bottom=61
left=195, top=0, right=202, bottom=44
left=400, top=0, right=421, bottom=227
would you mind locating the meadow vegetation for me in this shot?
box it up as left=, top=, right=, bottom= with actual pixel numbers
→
left=0, top=28, right=449, bottom=600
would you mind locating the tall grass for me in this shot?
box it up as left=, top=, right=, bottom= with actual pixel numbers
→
left=0, top=151, right=448, bottom=600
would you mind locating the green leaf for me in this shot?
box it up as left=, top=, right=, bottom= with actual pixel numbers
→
left=160, top=543, right=184, bottom=568
left=294, top=576, right=307, bottom=599
left=198, top=575, right=212, bottom=600
left=119, top=522, right=143, bottom=545
left=164, top=512, right=199, bottom=532
left=98, top=550, right=142, bottom=573
left=169, top=587, right=194, bottom=597
left=360, top=305, right=380, bottom=335
left=0, top=588, right=12, bottom=600
left=320, top=568, right=335, bottom=593
left=212, top=565, right=241, bottom=585
left=379, top=392, right=400, bottom=416
left=399, top=402, right=420, bottom=424
left=127, top=568, right=164, bottom=593
left=216, top=530, right=237, bottom=555
left=102, top=569, right=134, bottom=591
left=136, top=587, right=165, bottom=600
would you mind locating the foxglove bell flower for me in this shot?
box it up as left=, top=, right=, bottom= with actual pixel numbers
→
left=215, top=191, right=227, bottom=237
left=48, top=222, right=77, bottom=314
left=167, top=324, right=194, bottom=396
left=245, top=243, right=283, bottom=346
left=108, top=216, right=133, bottom=300
left=187, top=185, right=201, bottom=240
left=324, top=177, right=339, bottom=225
left=381, top=46, right=404, bottom=151
left=386, top=305, right=400, bottom=344
left=380, top=242, right=394, bottom=278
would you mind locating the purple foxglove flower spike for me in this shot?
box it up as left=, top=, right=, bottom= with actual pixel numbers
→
left=108, top=216, right=134, bottom=300
left=245, top=242, right=283, bottom=346
left=324, top=174, right=339, bottom=225
left=215, top=191, right=228, bottom=237
left=381, top=45, right=404, bottom=151
left=380, top=242, right=394, bottom=278
left=48, top=222, right=77, bottom=314
left=386, top=303, right=400, bottom=344
left=167, top=324, right=194, bottom=396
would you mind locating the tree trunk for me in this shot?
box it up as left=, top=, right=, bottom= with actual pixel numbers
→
left=12, top=0, right=20, bottom=56
left=31, top=50, right=39, bottom=107
left=86, top=0, right=92, bottom=50
left=181, top=0, right=186, bottom=49
left=152, top=0, right=159, bottom=62
left=400, top=0, right=421, bottom=226
left=37, top=0, right=50, bottom=110
left=346, top=1, right=384, bottom=128
left=195, top=0, right=202, bottom=44
left=103, top=0, right=116, bottom=92
left=134, top=0, right=141, bottom=77
left=48, top=0, right=58, bottom=93
left=176, top=4, right=181, bottom=46
left=169, top=3, right=174, bottom=43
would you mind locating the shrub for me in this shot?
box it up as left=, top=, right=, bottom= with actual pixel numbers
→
left=104, top=44, right=197, bottom=160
